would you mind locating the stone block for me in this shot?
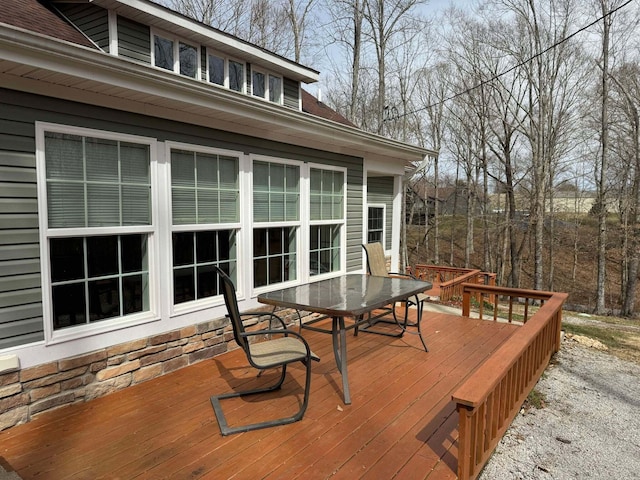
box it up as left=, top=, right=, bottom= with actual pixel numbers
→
left=0, top=406, right=28, bottom=432
left=163, top=356, right=188, bottom=374
left=182, top=340, right=205, bottom=354
left=189, top=344, right=226, bottom=363
left=132, top=364, right=162, bottom=384
left=107, top=338, right=148, bottom=357
left=23, top=367, right=87, bottom=390
left=180, top=325, right=197, bottom=338
left=0, top=384, right=22, bottom=400
left=127, top=344, right=166, bottom=361
left=85, top=374, right=132, bottom=401
left=149, top=331, right=180, bottom=346
left=0, top=372, right=19, bottom=387
left=58, top=350, right=107, bottom=371
left=30, top=383, right=61, bottom=402
left=30, top=392, right=75, bottom=415
left=0, top=392, right=29, bottom=412
left=20, top=362, right=58, bottom=382
left=107, top=355, right=126, bottom=366
left=139, top=347, right=183, bottom=367
left=95, top=360, right=141, bottom=381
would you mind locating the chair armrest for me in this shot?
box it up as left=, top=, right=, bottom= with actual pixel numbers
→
left=388, top=272, right=415, bottom=279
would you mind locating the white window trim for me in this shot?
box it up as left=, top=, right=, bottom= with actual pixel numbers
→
left=251, top=66, right=283, bottom=104
left=249, top=155, right=304, bottom=296
left=367, top=203, right=387, bottom=249
left=306, top=162, right=347, bottom=281
left=35, top=122, right=161, bottom=345
left=165, top=141, right=244, bottom=315
left=151, top=28, right=200, bottom=78
left=227, top=57, right=247, bottom=94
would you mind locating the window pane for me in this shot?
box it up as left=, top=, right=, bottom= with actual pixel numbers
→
left=173, top=232, right=194, bottom=266
left=179, top=42, right=197, bottom=78
left=252, top=70, right=265, bottom=98
left=87, top=236, right=118, bottom=277
left=50, top=237, right=84, bottom=282
left=269, top=75, right=281, bottom=103
left=174, top=267, right=195, bottom=304
left=122, top=185, right=151, bottom=226
left=197, top=264, right=216, bottom=298
left=121, top=234, right=145, bottom=273
left=229, top=60, right=243, bottom=92
left=89, top=278, right=120, bottom=321
left=47, top=183, right=85, bottom=228
left=196, top=153, right=218, bottom=188
left=253, top=227, right=296, bottom=287
left=121, top=142, right=150, bottom=183
left=208, top=54, right=224, bottom=85
left=171, top=150, right=196, bottom=186
left=123, top=274, right=144, bottom=315
left=154, top=35, right=174, bottom=71
left=86, top=138, right=118, bottom=182
left=196, top=230, right=216, bottom=263
left=52, top=283, right=86, bottom=329
left=87, top=184, right=119, bottom=227
left=45, top=133, right=84, bottom=180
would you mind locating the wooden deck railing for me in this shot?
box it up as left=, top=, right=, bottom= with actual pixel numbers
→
left=453, top=284, right=568, bottom=480
left=408, top=265, right=496, bottom=302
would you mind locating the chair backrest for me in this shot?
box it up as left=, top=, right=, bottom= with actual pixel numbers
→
left=214, top=266, right=249, bottom=354
left=362, top=242, right=389, bottom=277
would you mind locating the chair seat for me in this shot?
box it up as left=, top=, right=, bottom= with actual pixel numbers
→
left=249, top=337, right=319, bottom=368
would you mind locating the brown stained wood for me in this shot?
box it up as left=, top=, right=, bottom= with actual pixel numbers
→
left=0, top=312, right=519, bottom=480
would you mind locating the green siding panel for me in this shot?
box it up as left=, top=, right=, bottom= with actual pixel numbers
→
left=56, top=3, right=110, bottom=51
left=283, top=77, right=299, bottom=109
left=0, top=89, right=368, bottom=347
left=117, top=16, right=151, bottom=64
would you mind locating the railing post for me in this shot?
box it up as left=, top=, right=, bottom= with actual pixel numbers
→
left=462, top=289, right=471, bottom=317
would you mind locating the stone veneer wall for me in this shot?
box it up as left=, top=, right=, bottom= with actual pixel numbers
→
left=0, top=312, right=288, bottom=432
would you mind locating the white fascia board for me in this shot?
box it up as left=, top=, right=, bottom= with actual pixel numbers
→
left=0, top=24, right=430, bottom=166
left=93, top=0, right=319, bottom=83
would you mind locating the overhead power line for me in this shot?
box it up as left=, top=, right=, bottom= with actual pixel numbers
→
left=384, top=0, right=635, bottom=122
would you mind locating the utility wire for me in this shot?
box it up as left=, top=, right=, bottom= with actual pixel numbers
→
left=384, top=0, right=635, bottom=122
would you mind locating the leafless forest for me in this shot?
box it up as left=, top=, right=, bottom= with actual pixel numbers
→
left=161, top=0, right=640, bottom=316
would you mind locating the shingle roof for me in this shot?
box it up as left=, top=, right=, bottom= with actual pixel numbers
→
left=301, top=89, right=356, bottom=128
left=0, top=0, right=97, bottom=49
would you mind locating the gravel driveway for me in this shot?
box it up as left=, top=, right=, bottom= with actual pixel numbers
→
left=479, top=332, right=640, bottom=479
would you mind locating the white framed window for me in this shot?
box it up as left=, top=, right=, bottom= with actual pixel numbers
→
left=152, top=30, right=198, bottom=79
left=367, top=204, right=386, bottom=245
left=207, top=53, right=225, bottom=86
left=251, top=67, right=283, bottom=104
left=168, top=144, right=241, bottom=308
left=269, top=74, right=283, bottom=104
left=36, top=123, right=158, bottom=343
left=228, top=59, right=245, bottom=93
left=252, top=158, right=300, bottom=288
left=309, top=166, right=346, bottom=277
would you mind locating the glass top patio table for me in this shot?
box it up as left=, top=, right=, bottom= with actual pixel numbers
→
left=257, top=274, right=432, bottom=404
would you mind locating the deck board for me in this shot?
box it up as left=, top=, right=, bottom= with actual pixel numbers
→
left=0, top=312, right=519, bottom=480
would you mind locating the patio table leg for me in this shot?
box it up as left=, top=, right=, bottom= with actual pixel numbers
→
left=332, top=315, right=351, bottom=405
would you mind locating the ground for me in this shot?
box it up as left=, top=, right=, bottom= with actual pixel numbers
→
left=479, top=316, right=640, bottom=479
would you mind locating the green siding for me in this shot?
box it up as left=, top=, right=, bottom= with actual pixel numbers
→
left=0, top=147, right=44, bottom=349
left=368, top=176, right=394, bottom=250
left=117, top=16, right=150, bottom=64
left=56, top=3, right=110, bottom=51
left=0, top=89, right=366, bottom=347
left=283, top=77, right=299, bottom=109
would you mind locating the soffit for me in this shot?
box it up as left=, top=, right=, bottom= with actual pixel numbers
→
left=0, top=25, right=431, bottom=168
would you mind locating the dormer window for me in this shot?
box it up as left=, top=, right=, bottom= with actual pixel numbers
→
left=208, top=54, right=225, bottom=86
left=251, top=67, right=283, bottom=104
left=229, top=60, right=245, bottom=92
left=152, top=31, right=198, bottom=79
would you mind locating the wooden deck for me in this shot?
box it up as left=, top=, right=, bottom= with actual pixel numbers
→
left=0, top=312, right=520, bottom=480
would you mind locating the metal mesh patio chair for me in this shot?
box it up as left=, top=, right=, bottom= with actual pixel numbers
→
left=211, top=266, right=320, bottom=436
left=360, top=242, right=429, bottom=351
